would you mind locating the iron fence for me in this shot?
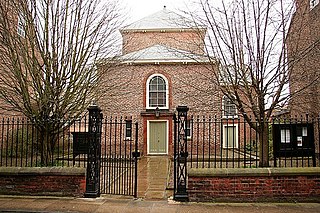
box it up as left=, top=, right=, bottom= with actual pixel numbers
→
left=0, top=116, right=137, bottom=167
left=0, top=115, right=138, bottom=197
left=0, top=117, right=89, bottom=167
left=188, top=114, right=320, bottom=168
left=100, top=116, right=138, bottom=196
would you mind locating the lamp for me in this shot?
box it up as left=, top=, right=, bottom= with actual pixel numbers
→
left=155, top=107, right=160, bottom=118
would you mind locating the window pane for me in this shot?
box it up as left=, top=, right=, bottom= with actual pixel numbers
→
left=158, top=84, right=165, bottom=90
left=158, top=99, right=165, bottom=107
left=149, top=98, right=157, bottom=106
left=125, top=121, right=132, bottom=139
left=224, top=126, right=237, bottom=148
left=158, top=92, right=166, bottom=99
left=281, top=129, right=290, bottom=143
left=148, top=76, right=167, bottom=108
left=223, top=96, right=237, bottom=116
left=150, top=84, right=157, bottom=91
left=185, top=120, right=192, bottom=137
left=149, top=92, right=157, bottom=99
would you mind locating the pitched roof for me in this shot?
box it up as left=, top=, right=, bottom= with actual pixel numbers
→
left=119, top=44, right=210, bottom=64
left=122, top=6, right=204, bottom=31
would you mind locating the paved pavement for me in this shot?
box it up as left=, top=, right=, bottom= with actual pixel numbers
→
left=0, top=196, right=320, bottom=213
left=137, top=156, right=173, bottom=199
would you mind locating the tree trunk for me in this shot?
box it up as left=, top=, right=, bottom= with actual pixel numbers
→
left=259, top=124, right=269, bottom=167
left=38, top=127, right=56, bottom=166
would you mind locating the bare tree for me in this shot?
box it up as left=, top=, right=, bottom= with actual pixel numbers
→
left=182, top=0, right=301, bottom=167
left=0, top=0, right=124, bottom=164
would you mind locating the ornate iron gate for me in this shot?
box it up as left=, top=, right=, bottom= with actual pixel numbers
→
left=173, top=106, right=189, bottom=201
left=85, top=106, right=139, bottom=198
left=100, top=117, right=139, bottom=197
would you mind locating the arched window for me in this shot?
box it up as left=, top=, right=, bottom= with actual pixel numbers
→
left=146, top=74, right=169, bottom=109
left=222, top=95, right=237, bottom=117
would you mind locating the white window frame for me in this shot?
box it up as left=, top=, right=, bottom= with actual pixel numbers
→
left=222, top=95, right=238, bottom=118
left=310, top=0, right=319, bottom=10
left=223, top=124, right=239, bottom=149
left=17, top=13, right=25, bottom=37
left=146, top=74, right=169, bottom=109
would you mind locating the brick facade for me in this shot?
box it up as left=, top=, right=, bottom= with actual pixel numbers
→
left=0, top=0, right=26, bottom=116
left=98, top=7, right=249, bottom=157
left=121, top=30, right=206, bottom=55
left=98, top=62, right=221, bottom=155
left=288, top=0, right=320, bottom=116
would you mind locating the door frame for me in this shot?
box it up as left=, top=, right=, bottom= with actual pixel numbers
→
left=147, top=120, right=169, bottom=155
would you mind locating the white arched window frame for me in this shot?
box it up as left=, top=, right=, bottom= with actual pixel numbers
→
left=146, top=74, right=169, bottom=109
left=222, top=95, right=237, bottom=118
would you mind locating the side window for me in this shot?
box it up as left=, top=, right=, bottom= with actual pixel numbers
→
left=146, top=74, right=169, bottom=109
left=17, top=13, right=25, bottom=37
left=222, top=95, right=237, bottom=117
left=223, top=124, right=238, bottom=148
left=185, top=119, right=192, bottom=138
left=125, top=120, right=132, bottom=140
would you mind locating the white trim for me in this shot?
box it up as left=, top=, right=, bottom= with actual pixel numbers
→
left=147, top=120, right=169, bottom=155
left=120, top=28, right=207, bottom=33
left=146, top=73, right=169, bottom=109
left=122, top=59, right=211, bottom=64
left=222, top=124, right=239, bottom=149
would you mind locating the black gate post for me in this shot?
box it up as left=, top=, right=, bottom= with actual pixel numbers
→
left=85, top=105, right=103, bottom=198
left=173, top=106, right=189, bottom=201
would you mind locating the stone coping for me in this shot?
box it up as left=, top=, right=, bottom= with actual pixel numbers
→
left=0, top=167, right=86, bottom=176
left=189, top=167, right=320, bottom=177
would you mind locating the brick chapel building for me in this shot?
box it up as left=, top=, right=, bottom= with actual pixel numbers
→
left=287, top=0, right=320, bottom=116
left=98, top=7, right=240, bottom=156
left=0, top=0, right=26, bottom=116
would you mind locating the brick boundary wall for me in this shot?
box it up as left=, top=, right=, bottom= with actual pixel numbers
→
left=0, top=167, right=86, bottom=197
left=188, top=167, right=320, bottom=202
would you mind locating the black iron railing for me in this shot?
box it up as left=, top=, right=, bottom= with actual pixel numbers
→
left=188, top=115, right=320, bottom=168
left=0, top=116, right=138, bottom=167
left=0, top=117, right=89, bottom=167
left=100, top=116, right=139, bottom=197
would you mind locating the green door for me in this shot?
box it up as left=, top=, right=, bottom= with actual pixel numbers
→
left=149, top=121, right=167, bottom=154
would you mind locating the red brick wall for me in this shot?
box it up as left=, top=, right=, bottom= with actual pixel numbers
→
left=121, top=30, right=206, bottom=55
left=98, top=63, right=221, bottom=156
left=188, top=168, right=320, bottom=202
left=0, top=167, right=86, bottom=197
left=287, top=0, right=320, bottom=116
